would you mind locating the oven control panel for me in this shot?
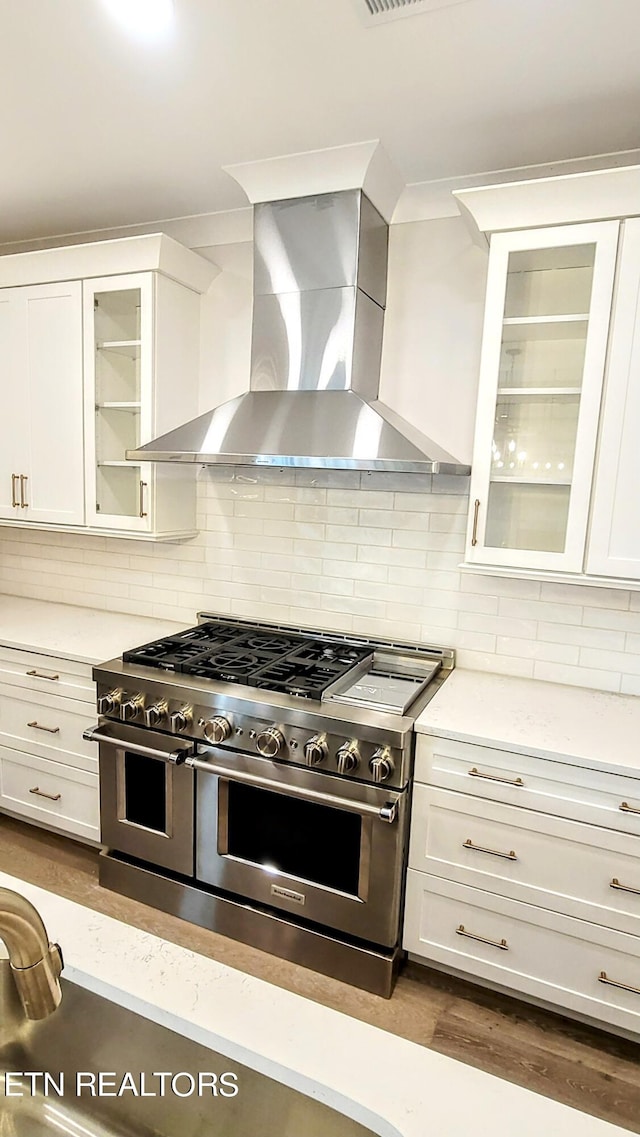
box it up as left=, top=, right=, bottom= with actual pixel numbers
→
left=96, top=684, right=408, bottom=787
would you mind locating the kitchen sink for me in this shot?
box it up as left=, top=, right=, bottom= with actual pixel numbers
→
left=0, top=964, right=381, bottom=1137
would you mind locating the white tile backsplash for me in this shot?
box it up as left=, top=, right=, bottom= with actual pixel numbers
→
left=1, top=468, right=640, bottom=695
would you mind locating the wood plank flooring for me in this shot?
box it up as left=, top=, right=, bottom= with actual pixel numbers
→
left=0, top=814, right=638, bottom=1132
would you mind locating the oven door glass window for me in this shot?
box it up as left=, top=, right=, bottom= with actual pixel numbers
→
left=123, top=752, right=167, bottom=833
left=226, top=782, right=361, bottom=895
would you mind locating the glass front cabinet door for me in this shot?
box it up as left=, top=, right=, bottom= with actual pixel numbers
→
left=84, top=274, right=151, bottom=532
left=466, top=221, right=619, bottom=572
left=83, top=271, right=200, bottom=539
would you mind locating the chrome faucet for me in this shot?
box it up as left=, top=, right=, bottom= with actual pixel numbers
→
left=0, top=887, right=63, bottom=1019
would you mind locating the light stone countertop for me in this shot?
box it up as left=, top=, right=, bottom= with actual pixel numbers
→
left=0, top=595, right=186, bottom=665
left=416, top=669, right=640, bottom=778
left=0, top=870, right=631, bottom=1137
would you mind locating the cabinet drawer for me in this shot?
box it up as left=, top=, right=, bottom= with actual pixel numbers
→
left=0, top=746, right=99, bottom=843
left=410, top=786, right=640, bottom=936
left=416, top=734, right=640, bottom=836
left=404, top=871, right=640, bottom=1037
left=0, top=646, right=94, bottom=703
left=0, top=683, right=97, bottom=772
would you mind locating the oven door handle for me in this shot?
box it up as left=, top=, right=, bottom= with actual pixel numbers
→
left=82, top=725, right=191, bottom=766
left=185, top=755, right=400, bottom=823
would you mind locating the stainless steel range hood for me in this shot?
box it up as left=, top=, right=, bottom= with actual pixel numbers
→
left=127, top=189, right=470, bottom=475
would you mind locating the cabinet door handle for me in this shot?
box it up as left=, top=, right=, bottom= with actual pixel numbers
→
left=468, top=766, right=524, bottom=787
left=463, top=838, right=517, bottom=861
left=610, top=877, right=640, bottom=896
left=19, top=473, right=28, bottom=508
left=29, top=786, right=62, bottom=802
left=26, top=669, right=60, bottom=682
left=620, top=801, right=640, bottom=815
left=471, top=498, right=480, bottom=546
left=598, top=971, right=640, bottom=996
left=139, top=480, right=148, bottom=518
left=11, top=473, right=19, bottom=508
left=456, top=924, right=509, bottom=951
left=27, top=720, right=61, bottom=734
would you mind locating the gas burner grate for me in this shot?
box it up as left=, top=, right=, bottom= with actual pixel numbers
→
left=122, top=638, right=213, bottom=672
left=234, top=632, right=304, bottom=654
left=184, top=649, right=268, bottom=681
left=290, top=642, right=368, bottom=666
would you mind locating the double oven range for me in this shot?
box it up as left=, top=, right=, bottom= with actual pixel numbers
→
left=85, top=615, right=453, bottom=996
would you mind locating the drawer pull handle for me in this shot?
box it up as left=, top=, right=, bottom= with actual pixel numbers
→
left=610, top=877, right=640, bottom=896
left=598, top=971, right=640, bottom=996
left=29, top=786, right=61, bottom=802
left=620, top=801, right=640, bottom=815
left=11, top=473, right=19, bottom=508
left=27, top=720, right=61, bottom=734
left=26, top=669, right=60, bottom=681
left=19, top=474, right=28, bottom=509
left=463, top=838, right=517, bottom=861
left=468, top=767, right=524, bottom=787
left=456, top=924, right=508, bottom=951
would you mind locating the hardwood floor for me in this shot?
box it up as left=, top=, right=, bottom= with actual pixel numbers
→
left=1, top=814, right=638, bottom=1132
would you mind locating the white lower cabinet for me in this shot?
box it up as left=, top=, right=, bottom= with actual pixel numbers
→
left=404, top=873, right=640, bottom=1038
left=0, top=646, right=99, bottom=843
left=410, top=786, right=640, bottom=936
left=405, top=732, right=640, bottom=1038
left=0, top=746, right=99, bottom=843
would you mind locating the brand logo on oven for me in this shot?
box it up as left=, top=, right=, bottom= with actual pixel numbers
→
left=271, top=885, right=305, bottom=906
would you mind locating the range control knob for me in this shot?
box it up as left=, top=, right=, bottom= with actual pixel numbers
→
left=143, top=701, right=167, bottom=728
left=304, top=734, right=328, bottom=767
left=256, top=727, right=285, bottom=759
left=369, top=747, right=395, bottom=784
left=336, top=741, right=360, bottom=776
left=98, top=689, right=123, bottom=716
left=170, top=706, right=193, bottom=734
left=203, top=716, right=232, bottom=745
left=119, top=694, right=143, bottom=722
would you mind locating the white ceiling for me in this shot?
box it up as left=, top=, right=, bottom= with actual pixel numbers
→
left=3, top=0, right=640, bottom=243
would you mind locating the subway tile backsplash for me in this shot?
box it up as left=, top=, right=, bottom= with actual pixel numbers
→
left=1, top=467, right=640, bottom=695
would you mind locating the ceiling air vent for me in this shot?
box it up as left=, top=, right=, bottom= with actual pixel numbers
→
left=357, top=0, right=473, bottom=24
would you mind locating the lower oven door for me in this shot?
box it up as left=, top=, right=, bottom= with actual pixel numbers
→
left=192, top=749, right=407, bottom=947
left=85, top=720, right=195, bottom=876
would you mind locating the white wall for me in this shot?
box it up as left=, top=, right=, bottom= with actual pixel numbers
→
left=380, top=216, right=487, bottom=463
left=3, top=212, right=640, bottom=696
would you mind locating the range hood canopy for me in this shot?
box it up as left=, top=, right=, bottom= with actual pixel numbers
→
left=128, top=188, right=470, bottom=475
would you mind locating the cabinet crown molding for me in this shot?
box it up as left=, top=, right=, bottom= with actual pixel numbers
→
left=454, top=165, right=640, bottom=235
left=0, top=233, right=218, bottom=294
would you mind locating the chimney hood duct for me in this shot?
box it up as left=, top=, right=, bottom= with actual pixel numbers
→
left=127, top=190, right=470, bottom=475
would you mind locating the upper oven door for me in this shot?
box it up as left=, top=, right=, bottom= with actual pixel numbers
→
left=192, top=748, right=407, bottom=948
left=89, top=720, right=195, bottom=876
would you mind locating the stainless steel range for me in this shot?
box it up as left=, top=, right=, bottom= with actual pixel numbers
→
left=85, top=615, right=453, bottom=996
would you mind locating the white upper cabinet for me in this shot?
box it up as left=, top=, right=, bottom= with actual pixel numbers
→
left=0, top=235, right=217, bottom=541
left=588, top=219, right=640, bottom=579
left=456, top=165, right=640, bottom=585
left=83, top=270, right=203, bottom=539
left=0, top=282, right=84, bottom=526
left=465, top=222, right=619, bottom=573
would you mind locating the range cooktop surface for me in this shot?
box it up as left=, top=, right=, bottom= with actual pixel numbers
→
left=123, top=620, right=372, bottom=700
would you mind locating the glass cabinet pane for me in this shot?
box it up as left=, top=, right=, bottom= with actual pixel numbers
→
left=93, top=288, right=143, bottom=520
left=492, top=393, right=579, bottom=483
left=486, top=484, right=570, bottom=553
left=498, top=322, right=588, bottom=390
left=504, top=245, right=596, bottom=318
left=485, top=242, right=596, bottom=554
